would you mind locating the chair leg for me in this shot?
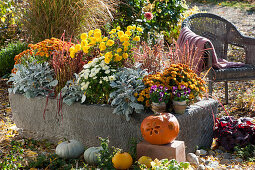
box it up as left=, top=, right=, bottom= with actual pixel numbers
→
left=225, top=81, right=228, bottom=104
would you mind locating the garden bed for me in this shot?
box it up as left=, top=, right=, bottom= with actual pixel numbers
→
left=10, top=94, right=218, bottom=153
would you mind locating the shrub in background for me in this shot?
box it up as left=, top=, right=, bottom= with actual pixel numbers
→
left=112, top=0, right=186, bottom=43
left=165, top=5, right=205, bottom=43
left=19, top=0, right=116, bottom=42
left=0, top=41, right=28, bottom=77
left=0, top=0, right=24, bottom=47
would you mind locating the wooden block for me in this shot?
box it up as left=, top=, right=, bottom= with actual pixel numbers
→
left=137, top=140, right=186, bottom=162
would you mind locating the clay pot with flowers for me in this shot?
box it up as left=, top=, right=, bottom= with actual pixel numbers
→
left=149, top=85, right=170, bottom=113
left=172, top=85, right=191, bottom=114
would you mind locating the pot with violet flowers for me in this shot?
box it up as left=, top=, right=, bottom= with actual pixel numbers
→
left=149, top=85, right=170, bottom=113
left=172, top=85, right=191, bottom=114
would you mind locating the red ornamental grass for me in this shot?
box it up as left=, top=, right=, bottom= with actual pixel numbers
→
left=51, top=39, right=84, bottom=93
left=132, top=41, right=166, bottom=74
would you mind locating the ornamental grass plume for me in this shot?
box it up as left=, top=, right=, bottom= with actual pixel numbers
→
left=19, top=0, right=117, bottom=42
left=131, top=41, right=166, bottom=74
left=164, top=40, right=207, bottom=74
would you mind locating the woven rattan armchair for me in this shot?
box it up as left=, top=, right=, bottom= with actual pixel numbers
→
left=181, top=13, right=255, bottom=104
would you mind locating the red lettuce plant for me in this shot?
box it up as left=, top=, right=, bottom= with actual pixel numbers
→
left=214, top=116, right=255, bottom=151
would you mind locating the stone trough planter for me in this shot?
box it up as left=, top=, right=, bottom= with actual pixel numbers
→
left=10, top=94, right=218, bottom=153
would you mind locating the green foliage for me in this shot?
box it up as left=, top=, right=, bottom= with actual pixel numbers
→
left=8, top=61, right=58, bottom=98
left=109, top=67, right=147, bottom=121
left=0, top=0, right=23, bottom=47
left=128, top=137, right=138, bottom=161
left=234, top=145, right=255, bottom=162
left=0, top=140, right=24, bottom=169
left=150, top=159, right=190, bottom=170
left=60, top=74, right=83, bottom=106
left=26, top=153, right=75, bottom=169
left=0, top=41, right=28, bottom=77
left=97, top=137, right=119, bottom=169
left=113, top=0, right=186, bottom=43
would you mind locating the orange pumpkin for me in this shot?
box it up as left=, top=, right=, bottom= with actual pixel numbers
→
left=112, top=151, right=133, bottom=169
left=141, top=113, right=179, bottom=145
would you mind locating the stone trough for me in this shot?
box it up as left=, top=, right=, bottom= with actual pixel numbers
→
left=9, top=94, right=218, bottom=153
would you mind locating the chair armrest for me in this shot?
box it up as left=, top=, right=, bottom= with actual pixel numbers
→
left=242, top=36, right=255, bottom=65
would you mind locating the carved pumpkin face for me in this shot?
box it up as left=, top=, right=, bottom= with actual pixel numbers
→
left=141, top=113, right=179, bottom=145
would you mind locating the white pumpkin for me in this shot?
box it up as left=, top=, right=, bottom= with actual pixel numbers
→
left=56, top=140, right=84, bottom=159
left=84, top=146, right=103, bottom=165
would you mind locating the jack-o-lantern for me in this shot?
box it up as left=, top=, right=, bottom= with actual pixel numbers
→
left=141, top=113, right=179, bottom=145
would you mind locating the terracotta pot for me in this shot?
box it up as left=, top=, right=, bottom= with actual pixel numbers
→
left=173, top=100, right=187, bottom=114
left=151, top=102, right=166, bottom=113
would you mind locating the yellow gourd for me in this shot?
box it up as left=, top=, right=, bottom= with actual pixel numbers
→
left=138, top=156, right=153, bottom=168
left=112, top=151, right=133, bottom=169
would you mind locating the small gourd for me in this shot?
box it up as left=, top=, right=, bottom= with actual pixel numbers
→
left=112, top=151, right=133, bottom=169
left=138, top=156, right=153, bottom=168
left=84, top=146, right=103, bottom=165
left=55, top=139, right=84, bottom=159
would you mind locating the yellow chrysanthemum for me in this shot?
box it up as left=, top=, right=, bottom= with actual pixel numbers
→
left=124, top=46, right=128, bottom=51
left=117, top=48, right=122, bottom=53
left=137, top=27, right=143, bottom=32
left=103, top=37, right=108, bottom=41
left=105, top=56, right=111, bottom=64
left=94, top=32, right=101, bottom=39
left=99, top=42, right=106, bottom=51
left=122, top=41, right=130, bottom=47
left=124, top=35, right=129, bottom=41
left=81, top=40, right=88, bottom=47
left=134, top=92, right=138, bottom=97
left=127, top=26, right=132, bottom=31
left=69, top=46, right=75, bottom=52
left=70, top=51, right=75, bottom=58
left=114, top=54, right=122, bottom=62
left=119, top=35, right=125, bottom=42
left=123, top=53, right=128, bottom=59
left=116, top=26, right=121, bottom=30
left=117, top=31, right=125, bottom=37
left=96, top=37, right=102, bottom=42
left=90, top=37, right=97, bottom=45
left=106, top=40, right=114, bottom=46
left=111, top=29, right=116, bottom=33
left=74, top=44, right=81, bottom=52
left=88, top=30, right=94, bottom=37
left=94, top=29, right=101, bottom=33
left=81, top=33, right=88, bottom=40
left=133, top=36, right=140, bottom=41
left=105, top=51, right=113, bottom=59
left=132, top=25, right=136, bottom=30
left=125, top=31, right=132, bottom=36
left=82, top=46, right=89, bottom=53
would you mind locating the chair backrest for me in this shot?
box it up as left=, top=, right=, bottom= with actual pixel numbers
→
left=182, top=13, right=244, bottom=60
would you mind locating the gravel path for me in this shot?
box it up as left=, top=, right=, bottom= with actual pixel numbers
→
left=190, top=3, right=255, bottom=37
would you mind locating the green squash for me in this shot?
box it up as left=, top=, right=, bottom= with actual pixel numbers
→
left=55, top=140, right=84, bottom=159
left=84, top=146, right=103, bottom=165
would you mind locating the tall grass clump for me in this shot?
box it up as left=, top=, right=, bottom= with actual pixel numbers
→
left=0, top=41, right=28, bottom=77
left=20, top=0, right=116, bottom=42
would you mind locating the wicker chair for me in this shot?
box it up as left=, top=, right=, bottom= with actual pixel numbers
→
left=181, top=13, right=255, bottom=104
